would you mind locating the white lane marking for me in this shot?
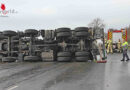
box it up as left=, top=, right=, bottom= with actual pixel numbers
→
left=7, top=86, right=18, bottom=90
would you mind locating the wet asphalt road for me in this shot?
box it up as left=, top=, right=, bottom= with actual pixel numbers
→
left=0, top=53, right=130, bottom=90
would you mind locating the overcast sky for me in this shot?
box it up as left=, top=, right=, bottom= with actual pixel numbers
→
left=0, top=0, right=130, bottom=32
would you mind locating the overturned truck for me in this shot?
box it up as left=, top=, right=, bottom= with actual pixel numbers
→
left=0, top=27, right=107, bottom=62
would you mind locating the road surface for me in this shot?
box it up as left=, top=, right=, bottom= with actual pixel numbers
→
left=0, top=52, right=130, bottom=90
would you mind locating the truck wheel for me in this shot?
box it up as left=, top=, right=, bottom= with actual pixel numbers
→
left=18, top=32, right=25, bottom=37
left=12, top=36, right=19, bottom=40
left=75, top=27, right=89, bottom=32
left=2, top=42, right=7, bottom=51
left=56, top=28, right=71, bottom=33
left=75, top=51, right=89, bottom=57
left=3, top=31, right=17, bottom=37
left=24, top=56, right=41, bottom=61
left=75, top=32, right=88, bottom=37
left=40, top=30, right=45, bottom=37
left=75, top=57, right=89, bottom=62
left=57, top=32, right=71, bottom=37
left=2, top=57, right=16, bottom=62
left=0, top=35, right=7, bottom=39
left=57, top=57, right=71, bottom=62
left=25, top=29, right=38, bottom=36
left=57, top=52, right=71, bottom=57
left=0, top=54, right=3, bottom=60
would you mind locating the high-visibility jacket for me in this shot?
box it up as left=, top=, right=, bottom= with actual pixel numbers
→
left=122, top=41, right=128, bottom=51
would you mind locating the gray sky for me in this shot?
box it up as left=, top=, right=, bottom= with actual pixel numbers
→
left=0, top=0, right=130, bottom=32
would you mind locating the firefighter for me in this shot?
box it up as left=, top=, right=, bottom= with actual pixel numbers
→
left=96, top=39, right=103, bottom=60
left=121, top=39, right=129, bottom=61
left=117, top=39, right=122, bottom=53
left=107, top=39, right=113, bottom=54
left=105, top=38, right=108, bottom=49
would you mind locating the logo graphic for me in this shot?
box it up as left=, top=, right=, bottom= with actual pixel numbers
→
left=0, top=3, right=8, bottom=15
left=1, top=3, right=6, bottom=10
left=0, top=3, right=18, bottom=17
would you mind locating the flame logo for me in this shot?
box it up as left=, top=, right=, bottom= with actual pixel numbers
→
left=1, top=4, right=6, bottom=10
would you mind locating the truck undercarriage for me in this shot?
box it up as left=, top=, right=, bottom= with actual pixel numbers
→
left=0, top=27, right=107, bottom=62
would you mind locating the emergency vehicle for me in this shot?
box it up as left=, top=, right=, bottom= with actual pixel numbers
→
left=107, top=29, right=127, bottom=53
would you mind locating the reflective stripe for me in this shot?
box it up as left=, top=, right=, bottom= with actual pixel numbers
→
left=125, top=42, right=128, bottom=45
left=122, top=42, right=128, bottom=50
left=122, top=42, right=128, bottom=46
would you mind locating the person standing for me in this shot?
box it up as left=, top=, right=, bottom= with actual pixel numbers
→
left=96, top=39, right=103, bottom=61
left=117, top=39, right=122, bottom=53
left=107, top=39, right=113, bottom=54
left=121, top=39, right=130, bottom=61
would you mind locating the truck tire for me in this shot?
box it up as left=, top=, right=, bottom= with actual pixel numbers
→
left=57, top=32, right=71, bottom=37
left=0, top=35, right=7, bottom=39
left=57, top=57, right=71, bottom=62
left=25, top=29, right=38, bottom=36
left=24, top=56, right=41, bottom=61
left=75, top=27, right=89, bottom=32
left=57, top=52, right=71, bottom=57
left=3, top=31, right=17, bottom=37
left=18, top=32, right=25, bottom=37
left=12, top=36, right=19, bottom=40
left=41, top=30, right=45, bottom=37
left=56, top=28, right=71, bottom=33
left=0, top=54, right=3, bottom=60
left=2, top=57, right=16, bottom=62
left=75, top=51, right=89, bottom=57
left=75, top=57, right=89, bottom=62
left=75, top=32, right=88, bottom=37
left=2, top=42, right=7, bottom=51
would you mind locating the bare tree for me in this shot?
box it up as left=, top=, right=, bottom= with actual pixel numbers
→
left=88, top=18, right=105, bottom=29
